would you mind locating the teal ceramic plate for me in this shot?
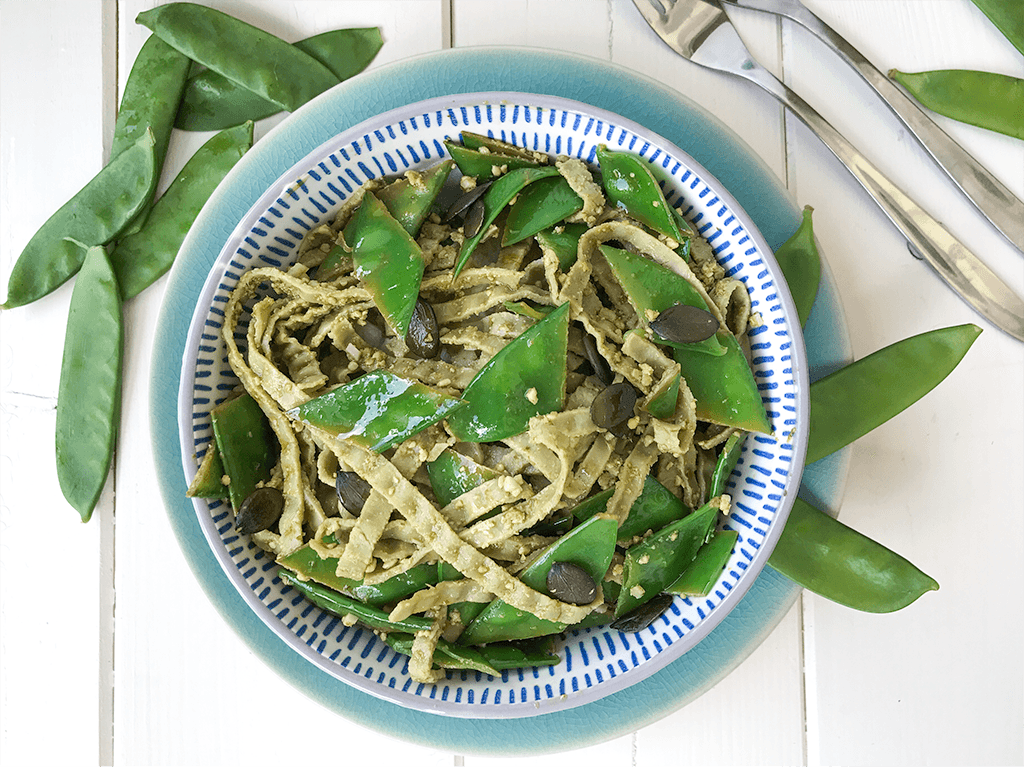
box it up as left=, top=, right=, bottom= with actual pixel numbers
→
left=151, top=47, right=851, bottom=754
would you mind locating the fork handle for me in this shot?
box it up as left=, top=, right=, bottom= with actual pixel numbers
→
left=743, top=65, right=1024, bottom=340
left=723, top=0, right=1024, bottom=253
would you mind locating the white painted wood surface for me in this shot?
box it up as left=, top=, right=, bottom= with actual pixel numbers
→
left=1, top=1, right=1021, bottom=765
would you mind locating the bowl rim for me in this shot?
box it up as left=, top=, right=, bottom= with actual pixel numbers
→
left=176, top=89, right=810, bottom=718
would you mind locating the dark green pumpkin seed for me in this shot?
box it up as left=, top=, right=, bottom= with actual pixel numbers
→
left=609, top=593, right=674, bottom=633
left=444, top=182, right=491, bottom=221
left=463, top=198, right=486, bottom=239
left=650, top=303, right=720, bottom=344
left=583, top=333, right=614, bottom=385
left=546, top=561, right=598, bottom=605
left=405, top=298, right=440, bottom=359
left=354, top=319, right=388, bottom=350
left=590, top=381, right=638, bottom=430
left=336, top=470, right=372, bottom=514
left=235, top=487, right=284, bottom=535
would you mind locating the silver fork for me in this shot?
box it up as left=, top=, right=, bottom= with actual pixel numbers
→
left=633, top=0, right=1024, bottom=342
left=720, top=0, right=1024, bottom=254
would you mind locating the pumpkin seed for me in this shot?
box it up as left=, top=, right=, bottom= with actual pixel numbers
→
left=590, top=381, right=638, bottom=430
left=336, top=470, right=372, bottom=514
left=354, top=318, right=387, bottom=350
left=546, top=561, right=598, bottom=605
left=583, top=333, right=614, bottom=385
left=650, top=303, right=720, bottom=344
left=235, top=486, right=284, bottom=534
left=444, top=181, right=492, bottom=222
left=609, top=592, right=674, bottom=633
left=405, top=298, right=440, bottom=359
left=463, top=198, right=486, bottom=239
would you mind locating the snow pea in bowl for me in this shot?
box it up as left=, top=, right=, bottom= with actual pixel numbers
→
left=177, top=92, right=809, bottom=717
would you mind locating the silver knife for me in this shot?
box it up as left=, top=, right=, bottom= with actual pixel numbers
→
left=719, top=0, right=1024, bottom=254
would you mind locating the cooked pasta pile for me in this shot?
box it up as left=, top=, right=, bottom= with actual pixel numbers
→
left=213, top=143, right=762, bottom=682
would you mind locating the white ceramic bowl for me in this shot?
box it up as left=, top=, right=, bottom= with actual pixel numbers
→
left=178, top=92, right=809, bottom=718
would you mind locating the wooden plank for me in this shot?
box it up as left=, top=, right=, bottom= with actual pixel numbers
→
left=0, top=4, right=110, bottom=765
left=785, top=1, right=1024, bottom=764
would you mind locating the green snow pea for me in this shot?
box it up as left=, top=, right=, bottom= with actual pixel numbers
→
left=890, top=68, right=1024, bottom=140
left=175, top=27, right=383, bottom=131
left=459, top=514, right=619, bottom=645
left=502, top=176, right=583, bottom=246
left=570, top=477, right=688, bottom=544
left=426, top=448, right=498, bottom=507
left=773, top=205, right=820, bottom=328
left=185, top=439, right=227, bottom=499
left=601, top=244, right=727, bottom=357
left=343, top=191, right=426, bottom=336
left=459, top=131, right=539, bottom=159
left=444, top=141, right=541, bottom=180
left=111, top=33, right=191, bottom=235
left=2, top=129, right=158, bottom=309
left=210, top=392, right=275, bottom=512
left=596, top=145, right=684, bottom=242
left=277, top=548, right=439, bottom=608
left=768, top=498, right=939, bottom=612
left=279, top=570, right=433, bottom=634
left=667, top=529, right=739, bottom=597
left=708, top=433, right=745, bottom=500
left=645, top=365, right=680, bottom=420
left=137, top=3, right=339, bottom=114
left=55, top=244, right=123, bottom=522
left=535, top=223, right=588, bottom=271
left=376, top=159, right=454, bottom=238
left=383, top=633, right=502, bottom=678
left=503, top=300, right=554, bottom=321
left=971, top=0, right=1024, bottom=55
left=446, top=303, right=569, bottom=442
left=111, top=121, right=253, bottom=299
left=290, top=370, right=464, bottom=453
left=806, top=324, right=982, bottom=465
left=453, top=165, right=562, bottom=278
left=615, top=500, right=720, bottom=617
left=674, top=333, right=772, bottom=434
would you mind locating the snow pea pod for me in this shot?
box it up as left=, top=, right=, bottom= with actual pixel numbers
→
left=376, top=159, right=454, bottom=238
left=444, top=141, right=541, bottom=180
left=343, top=191, right=426, bottom=336
left=806, top=324, right=982, bottom=465
left=175, top=27, right=383, bottom=131
left=111, top=33, right=190, bottom=210
left=289, top=370, right=464, bottom=453
left=615, top=500, right=720, bottom=618
left=601, top=245, right=727, bottom=357
left=185, top=440, right=227, bottom=499
left=383, top=633, right=502, bottom=678
left=674, top=334, right=772, bottom=435
left=453, top=165, right=562, bottom=278
left=278, top=570, right=433, bottom=634
left=459, top=131, right=539, bottom=159
left=773, top=206, right=820, bottom=328
left=210, top=392, right=275, bottom=512
left=889, top=69, right=1024, bottom=140
left=2, top=129, right=157, bottom=309
left=426, top=448, right=497, bottom=507
left=502, top=176, right=583, bottom=246
left=459, top=514, right=618, bottom=645
left=277, top=550, right=439, bottom=608
left=667, top=529, right=739, bottom=597
left=970, top=0, right=1024, bottom=56
left=55, top=244, right=123, bottom=522
left=535, top=223, right=588, bottom=271
left=111, top=121, right=253, bottom=299
left=708, top=433, right=745, bottom=500
left=446, top=303, right=569, bottom=442
left=596, top=145, right=684, bottom=242
left=767, top=498, right=939, bottom=612
left=136, top=3, right=339, bottom=114
left=571, top=478, right=688, bottom=544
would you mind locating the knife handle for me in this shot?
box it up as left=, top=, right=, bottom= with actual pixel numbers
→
left=732, top=52, right=1024, bottom=340
left=723, top=0, right=1024, bottom=254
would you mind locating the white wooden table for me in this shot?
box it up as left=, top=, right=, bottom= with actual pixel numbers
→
left=2, top=1, right=1022, bottom=765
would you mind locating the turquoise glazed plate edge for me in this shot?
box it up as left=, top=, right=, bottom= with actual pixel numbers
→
left=151, top=47, right=851, bottom=754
